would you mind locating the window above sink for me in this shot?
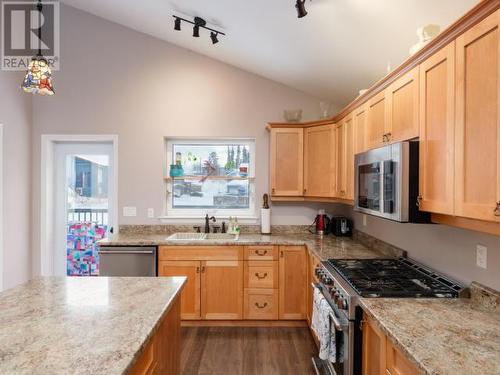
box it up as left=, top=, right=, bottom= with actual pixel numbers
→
left=162, top=138, right=256, bottom=221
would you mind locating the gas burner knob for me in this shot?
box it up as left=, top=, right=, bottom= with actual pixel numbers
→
left=322, top=276, right=333, bottom=285
left=333, top=292, right=340, bottom=302
left=337, top=297, right=348, bottom=310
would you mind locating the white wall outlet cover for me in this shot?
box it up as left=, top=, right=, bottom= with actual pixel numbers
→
left=123, top=207, right=137, bottom=217
left=476, top=245, right=487, bottom=269
left=147, top=208, right=155, bottom=218
left=363, top=214, right=367, bottom=227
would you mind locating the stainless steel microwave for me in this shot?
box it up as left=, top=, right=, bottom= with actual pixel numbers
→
left=354, top=141, right=430, bottom=223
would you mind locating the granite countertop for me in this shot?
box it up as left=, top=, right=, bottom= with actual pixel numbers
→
left=360, top=296, right=500, bottom=375
left=98, top=233, right=401, bottom=260
left=0, top=276, right=186, bottom=375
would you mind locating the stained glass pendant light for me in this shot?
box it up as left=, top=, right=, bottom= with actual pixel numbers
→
left=21, top=0, right=55, bottom=95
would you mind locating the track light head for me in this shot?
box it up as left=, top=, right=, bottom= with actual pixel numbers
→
left=295, top=0, right=308, bottom=18
left=193, top=25, right=200, bottom=37
left=210, top=32, right=219, bottom=44
left=174, top=17, right=181, bottom=31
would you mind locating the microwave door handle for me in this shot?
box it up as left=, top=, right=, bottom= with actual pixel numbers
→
left=379, top=161, right=385, bottom=214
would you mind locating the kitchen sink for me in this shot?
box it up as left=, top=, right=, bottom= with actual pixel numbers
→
left=166, top=233, right=237, bottom=241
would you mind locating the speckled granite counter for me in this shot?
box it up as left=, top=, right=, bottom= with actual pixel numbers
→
left=360, top=293, right=500, bottom=375
left=98, top=233, right=402, bottom=260
left=0, top=276, right=186, bottom=375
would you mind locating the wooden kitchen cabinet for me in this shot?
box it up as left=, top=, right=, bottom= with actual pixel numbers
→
left=201, top=260, right=244, bottom=320
left=362, top=313, right=420, bottom=375
left=454, top=9, right=500, bottom=222
left=418, top=42, right=456, bottom=215
left=244, top=288, right=279, bottom=320
left=385, top=66, right=420, bottom=143
left=158, top=261, right=201, bottom=320
left=354, top=104, right=368, bottom=155
left=129, top=296, right=181, bottom=375
left=304, top=124, right=336, bottom=197
left=366, top=91, right=388, bottom=149
left=362, top=315, right=387, bottom=375
left=335, top=116, right=354, bottom=200
left=279, top=246, right=307, bottom=320
left=307, top=251, right=320, bottom=325
left=270, top=128, right=304, bottom=196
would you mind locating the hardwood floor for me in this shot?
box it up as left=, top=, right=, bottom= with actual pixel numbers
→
left=180, top=327, right=317, bottom=375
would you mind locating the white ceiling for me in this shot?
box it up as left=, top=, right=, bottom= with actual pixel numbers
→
left=60, top=0, right=477, bottom=107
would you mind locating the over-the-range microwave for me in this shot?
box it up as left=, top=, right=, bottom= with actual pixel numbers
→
left=354, top=141, right=430, bottom=223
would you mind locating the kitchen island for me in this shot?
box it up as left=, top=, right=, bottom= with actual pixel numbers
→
left=0, top=276, right=186, bottom=375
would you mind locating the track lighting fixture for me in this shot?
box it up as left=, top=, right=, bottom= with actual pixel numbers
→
left=210, top=32, right=219, bottom=45
left=296, top=0, right=308, bottom=18
left=174, top=17, right=181, bottom=31
left=172, top=15, right=226, bottom=45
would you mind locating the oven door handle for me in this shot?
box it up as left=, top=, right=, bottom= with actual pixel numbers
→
left=311, top=282, right=346, bottom=332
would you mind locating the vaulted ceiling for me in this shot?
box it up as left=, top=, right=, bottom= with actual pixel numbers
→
left=60, top=0, right=477, bottom=108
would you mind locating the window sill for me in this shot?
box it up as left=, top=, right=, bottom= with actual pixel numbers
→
left=158, top=216, right=259, bottom=225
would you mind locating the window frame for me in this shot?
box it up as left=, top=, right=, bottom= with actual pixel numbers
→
left=162, top=138, right=257, bottom=221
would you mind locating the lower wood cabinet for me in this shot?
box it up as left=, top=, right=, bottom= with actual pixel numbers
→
left=362, top=314, right=420, bottom=375
left=129, top=295, right=181, bottom=375
left=279, top=246, right=307, bottom=320
left=201, top=260, right=243, bottom=320
left=244, top=288, right=279, bottom=320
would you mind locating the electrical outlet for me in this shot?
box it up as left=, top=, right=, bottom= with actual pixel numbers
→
left=123, top=207, right=137, bottom=217
left=147, top=208, right=155, bottom=219
left=363, top=214, right=367, bottom=227
left=476, top=245, right=487, bottom=269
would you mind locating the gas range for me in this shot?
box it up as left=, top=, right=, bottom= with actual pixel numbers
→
left=315, top=257, right=467, bottom=320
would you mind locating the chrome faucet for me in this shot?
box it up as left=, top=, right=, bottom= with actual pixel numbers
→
left=204, top=214, right=216, bottom=234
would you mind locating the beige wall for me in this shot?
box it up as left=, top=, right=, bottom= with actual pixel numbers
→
left=336, top=206, right=500, bottom=291
left=30, top=5, right=325, bottom=275
left=0, top=71, right=32, bottom=290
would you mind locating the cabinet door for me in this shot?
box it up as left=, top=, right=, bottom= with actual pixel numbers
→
left=278, top=246, right=307, bottom=320
left=455, top=10, right=500, bottom=222
left=345, top=115, right=355, bottom=200
left=366, top=91, right=387, bottom=149
left=386, top=339, right=420, bottom=375
left=419, top=42, right=456, bottom=215
left=201, top=260, right=243, bottom=320
left=354, top=104, right=368, bottom=155
left=386, top=66, right=419, bottom=143
left=362, top=315, right=386, bottom=375
left=304, top=124, right=336, bottom=197
left=159, top=260, right=201, bottom=320
left=336, top=122, right=346, bottom=198
left=270, top=128, right=304, bottom=196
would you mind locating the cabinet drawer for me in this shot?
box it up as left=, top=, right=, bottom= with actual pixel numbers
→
left=159, top=246, right=242, bottom=261
left=244, top=288, right=278, bottom=320
left=244, top=246, right=278, bottom=260
left=244, top=261, right=278, bottom=289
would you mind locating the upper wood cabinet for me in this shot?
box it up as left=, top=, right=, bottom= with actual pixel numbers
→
left=353, top=104, right=368, bottom=155
left=201, top=260, right=244, bottom=320
left=455, top=10, right=500, bottom=222
left=304, top=124, right=336, bottom=197
left=386, top=66, right=420, bottom=143
left=270, top=128, right=304, bottom=196
left=419, top=42, right=456, bottom=215
left=279, top=246, right=307, bottom=320
left=366, top=91, right=388, bottom=149
left=159, top=260, right=201, bottom=320
left=336, top=115, right=354, bottom=200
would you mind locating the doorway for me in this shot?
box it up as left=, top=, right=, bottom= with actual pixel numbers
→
left=41, top=135, right=118, bottom=277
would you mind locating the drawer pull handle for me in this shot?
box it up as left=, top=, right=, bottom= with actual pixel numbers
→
left=255, top=249, right=268, bottom=256
left=255, top=272, right=268, bottom=279
left=196, top=267, right=200, bottom=273
left=495, top=202, right=500, bottom=217
left=255, top=302, right=268, bottom=309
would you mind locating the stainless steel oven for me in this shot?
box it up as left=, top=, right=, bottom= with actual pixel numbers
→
left=354, top=141, right=429, bottom=223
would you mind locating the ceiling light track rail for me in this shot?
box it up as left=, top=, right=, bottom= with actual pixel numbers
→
left=173, top=15, right=226, bottom=44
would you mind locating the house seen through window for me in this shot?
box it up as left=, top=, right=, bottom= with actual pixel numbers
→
left=165, top=139, right=256, bottom=218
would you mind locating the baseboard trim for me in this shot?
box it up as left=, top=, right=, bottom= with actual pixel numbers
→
left=181, top=320, right=308, bottom=327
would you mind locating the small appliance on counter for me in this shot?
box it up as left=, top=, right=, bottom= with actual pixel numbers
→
left=330, top=216, right=353, bottom=237
left=310, top=209, right=330, bottom=237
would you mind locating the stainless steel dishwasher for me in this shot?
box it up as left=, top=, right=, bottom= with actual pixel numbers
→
left=99, top=246, right=157, bottom=276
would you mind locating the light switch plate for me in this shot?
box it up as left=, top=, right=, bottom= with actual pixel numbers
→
left=363, top=214, right=367, bottom=227
left=123, top=207, right=137, bottom=217
left=147, top=208, right=155, bottom=218
left=476, top=245, right=487, bottom=269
